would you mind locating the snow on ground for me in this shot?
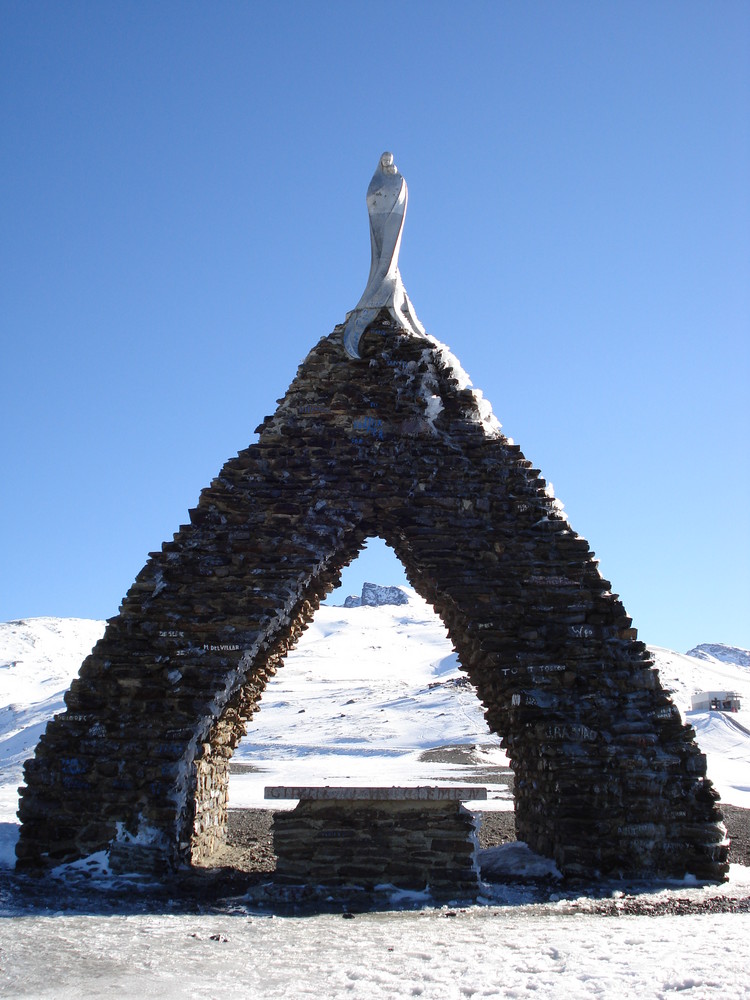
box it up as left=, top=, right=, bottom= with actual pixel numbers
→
left=0, top=617, right=106, bottom=704
left=236, top=593, right=491, bottom=752
left=2, top=605, right=750, bottom=998
left=229, top=592, right=512, bottom=810
left=1, top=903, right=750, bottom=999
left=686, top=710, right=750, bottom=808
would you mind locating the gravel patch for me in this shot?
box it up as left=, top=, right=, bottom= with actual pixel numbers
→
left=718, top=804, right=750, bottom=866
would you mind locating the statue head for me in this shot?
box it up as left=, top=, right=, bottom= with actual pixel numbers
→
left=380, top=151, right=397, bottom=175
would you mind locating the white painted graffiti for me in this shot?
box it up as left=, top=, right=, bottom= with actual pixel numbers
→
left=568, top=625, right=594, bottom=638
left=545, top=724, right=597, bottom=742
left=500, top=663, right=566, bottom=676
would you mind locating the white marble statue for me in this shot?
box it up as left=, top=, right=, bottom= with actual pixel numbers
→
left=342, top=152, right=424, bottom=359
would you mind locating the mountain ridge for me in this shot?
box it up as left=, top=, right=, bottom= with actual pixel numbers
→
left=686, top=642, right=750, bottom=669
left=340, top=582, right=410, bottom=608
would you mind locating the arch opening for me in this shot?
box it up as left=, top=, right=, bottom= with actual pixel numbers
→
left=188, top=537, right=513, bottom=872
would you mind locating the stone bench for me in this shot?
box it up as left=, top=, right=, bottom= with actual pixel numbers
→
left=265, top=785, right=487, bottom=899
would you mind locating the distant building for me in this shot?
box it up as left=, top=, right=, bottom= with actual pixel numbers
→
left=691, top=690, right=742, bottom=712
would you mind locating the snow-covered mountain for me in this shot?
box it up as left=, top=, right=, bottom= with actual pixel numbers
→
left=1, top=592, right=749, bottom=866
left=342, top=582, right=410, bottom=608
left=686, top=643, right=750, bottom=669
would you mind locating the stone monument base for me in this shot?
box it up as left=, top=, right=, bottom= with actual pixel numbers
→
left=267, top=786, right=485, bottom=899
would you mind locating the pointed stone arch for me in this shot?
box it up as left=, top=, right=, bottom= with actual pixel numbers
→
left=17, top=321, right=728, bottom=880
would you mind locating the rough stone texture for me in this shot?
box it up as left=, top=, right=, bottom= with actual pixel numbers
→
left=16, top=318, right=729, bottom=880
left=273, top=798, right=480, bottom=898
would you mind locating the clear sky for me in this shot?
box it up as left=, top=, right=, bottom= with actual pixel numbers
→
left=2, top=2, right=748, bottom=653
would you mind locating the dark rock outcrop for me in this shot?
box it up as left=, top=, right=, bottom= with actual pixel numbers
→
left=686, top=644, right=750, bottom=668
left=343, top=582, right=409, bottom=608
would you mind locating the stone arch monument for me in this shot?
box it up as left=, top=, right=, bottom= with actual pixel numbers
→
left=17, top=154, right=728, bottom=880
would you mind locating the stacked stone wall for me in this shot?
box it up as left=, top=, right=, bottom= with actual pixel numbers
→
left=273, top=799, right=479, bottom=898
left=17, top=321, right=728, bottom=880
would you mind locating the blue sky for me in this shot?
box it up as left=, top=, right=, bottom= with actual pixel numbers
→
left=2, top=2, right=748, bottom=652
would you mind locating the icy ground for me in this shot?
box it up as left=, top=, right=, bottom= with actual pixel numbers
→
left=1, top=600, right=750, bottom=998
left=1, top=902, right=749, bottom=1000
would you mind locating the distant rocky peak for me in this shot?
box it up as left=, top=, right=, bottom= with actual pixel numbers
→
left=686, top=643, right=750, bottom=669
left=343, top=583, right=410, bottom=608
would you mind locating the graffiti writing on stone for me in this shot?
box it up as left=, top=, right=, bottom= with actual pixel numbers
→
left=512, top=693, right=540, bottom=707
left=545, top=723, right=597, bottom=742
left=499, top=663, right=567, bottom=676
left=351, top=415, right=385, bottom=443
left=174, top=642, right=243, bottom=657
left=654, top=706, right=679, bottom=720
left=568, top=624, right=594, bottom=638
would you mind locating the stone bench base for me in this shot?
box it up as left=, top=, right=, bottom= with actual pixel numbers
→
left=272, top=798, right=481, bottom=898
